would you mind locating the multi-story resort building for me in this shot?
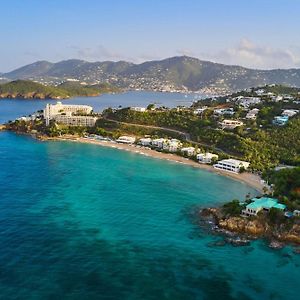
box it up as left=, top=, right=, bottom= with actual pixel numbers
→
left=44, top=102, right=96, bottom=126
left=213, top=159, right=250, bottom=173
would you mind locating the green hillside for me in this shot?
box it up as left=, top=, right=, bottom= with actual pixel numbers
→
left=0, top=80, right=118, bottom=99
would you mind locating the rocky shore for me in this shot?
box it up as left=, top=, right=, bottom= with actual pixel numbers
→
left=199, top=208, right=300, bottom=248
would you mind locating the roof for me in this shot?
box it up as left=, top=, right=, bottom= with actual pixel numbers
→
left=247, top=197, right=286, bottom=211
left=218, top=159, right=250, bottom=167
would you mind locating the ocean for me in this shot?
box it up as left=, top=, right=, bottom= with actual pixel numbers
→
left=0, top=93, right=299, bottom=299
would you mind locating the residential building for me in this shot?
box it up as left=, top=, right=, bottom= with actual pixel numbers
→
left=163, top=139, right=182, bottom=152
left=273, top=115, right=289, bottom=126
left=293, top=210, right=300, bottom=217
left=214, top=159, right=250, bottom=173
left=246, top=108, right=259, bottom=120
left=130, top=107, right=146, bottom=112
left=242, top=197, right=286, bottom=216
left=44, top=102, right=93, bottom=126
left=151, top=138, right=166, bottom=149
left=193, top=107, right=208, bottom=115
left=116, top=136, right=136, bottom=144
left=139, top=138, right=152, bottom=146
left=282, top=109, right=299, bottom=118
left=197, top=152, right=218, bottom=164
left=181, top=147, right=196, bottom=156
left=214, top=108, right=235, bottom=116
left=255, top=89, right=265, bottom=96
left=220, top=119, right=244, bottom=129
left=238, top=97, right=261, bottom=108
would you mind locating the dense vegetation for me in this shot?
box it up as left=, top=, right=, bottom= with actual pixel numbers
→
left=264, top=167, right=300, bottom=209
left=0, top=80, right=118, bottom=99
left=103, top=105, right=300, bottom=171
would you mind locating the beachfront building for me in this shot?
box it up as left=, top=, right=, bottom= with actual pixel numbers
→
left=213, top=159, right=250, bottom=173
left=130, top=107, right=146, bottom=112
left=246, top=108, right=259, bottom=120
left=163, top=139, right=182, bottom=152
left=116, top=136, right=136, bottom=144
left=152, top=138, right=166, bottom=149
left=44, top=102, right=94, bottom=126
left=220, top=119, right=244, bottom=130
left=181, top=147, right=196, bottom=156
left=242, top=197, right=286, bottom=217
left=139, top=138, right=152, bottom=146
left=197, top=152, right=218, bottom=164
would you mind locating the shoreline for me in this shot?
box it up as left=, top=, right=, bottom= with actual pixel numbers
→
left=48, top=135, right=265, bottom=193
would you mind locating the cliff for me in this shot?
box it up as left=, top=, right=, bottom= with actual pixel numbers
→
left=200, top=208, right=300, bottom=245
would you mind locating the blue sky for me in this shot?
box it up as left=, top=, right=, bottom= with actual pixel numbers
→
left=1, top=0, right=300, bottom=71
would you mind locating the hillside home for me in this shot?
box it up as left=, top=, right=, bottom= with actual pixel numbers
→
left=220, top=119, right=244, bottom=129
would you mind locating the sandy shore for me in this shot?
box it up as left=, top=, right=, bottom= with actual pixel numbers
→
left=51, top=135, right=265, bottom=193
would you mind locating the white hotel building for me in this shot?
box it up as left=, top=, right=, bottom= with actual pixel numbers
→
left=213, top=159, right=250, bottom=173
left=44, top=102, right=97, bottom=127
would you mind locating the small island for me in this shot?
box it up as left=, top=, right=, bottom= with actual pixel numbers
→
left=0, top=80, right=119, bottom=100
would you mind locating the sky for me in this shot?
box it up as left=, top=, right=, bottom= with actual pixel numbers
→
left=1, top=0, right=300, bottom=72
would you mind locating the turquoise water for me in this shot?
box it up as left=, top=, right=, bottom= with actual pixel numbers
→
left=0, top=131, right=299, bottom=299
left=1, top=95, right=300, bottom=299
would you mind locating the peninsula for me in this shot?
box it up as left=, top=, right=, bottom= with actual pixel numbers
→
left=0, top=80, right=118, bottom=100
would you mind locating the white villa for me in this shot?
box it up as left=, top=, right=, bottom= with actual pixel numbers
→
left=152, top=138, right=166, bottom=149
left=163, top=139, right=182, bottom=152
left=116, top=136, right=136, bottom=144
left=213, top=159, right=250, bottom=173
left=246, top=108, right=259, bottom=120
left=130, top=107, right=146, bottom=112
left=181, top=147, right=196, bottom=156
left=44, top=102, right=95, bottom=126
left=282, top=109, right=299, bottom=117
left=238, top=97, right=261, bottom=108
left=197, top=152, right=218, bottom=164
left=220, top=119, right=244, bottom=130
left=193, top=107, right=208, bottom=115
left=139, top=137, right=152, bottom=146
left=214, top=108, right=235, bottom=116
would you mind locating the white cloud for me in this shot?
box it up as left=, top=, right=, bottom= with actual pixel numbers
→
left=202, top=39, right=300, bottom=69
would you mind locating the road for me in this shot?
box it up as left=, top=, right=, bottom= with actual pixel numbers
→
left=102, top=118, right=234, bottom=156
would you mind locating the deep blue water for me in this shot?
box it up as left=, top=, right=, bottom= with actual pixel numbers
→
left=0, top=91, right=200, bottom=124
left=1, top=94, right=300, bottom=299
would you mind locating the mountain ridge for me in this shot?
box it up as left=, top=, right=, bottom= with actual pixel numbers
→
left=3, top=56, right=300, bottom=93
